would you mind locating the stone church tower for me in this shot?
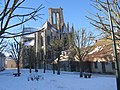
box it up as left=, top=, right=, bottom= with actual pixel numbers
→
left=48, top=8, right=64, bottom=32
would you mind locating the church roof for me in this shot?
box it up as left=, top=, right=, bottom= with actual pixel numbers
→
left=40, top=21, right=58, bottom=33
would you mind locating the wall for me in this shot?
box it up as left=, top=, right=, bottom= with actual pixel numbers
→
left=5, top=58, right=17, bottom=68
left=92, top=61, right=116, bottom=74
left=0, top=56, right=5, bottom=71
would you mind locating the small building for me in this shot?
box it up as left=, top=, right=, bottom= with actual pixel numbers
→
left=83, top=38, right=120, bottom=74
left=5, top=57, right=17, bottom=68
left=54, top=49, right=79, bottom=72
left=0, top=52, right=6, bottom=71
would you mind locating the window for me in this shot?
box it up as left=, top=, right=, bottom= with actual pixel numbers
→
left=41, top=36, right=43, bottom=46
left=54, top=36, right=56, bottom=39
left=41, top=49, right=44, bottom=60
left=94, top=61, right=98, bottom=69
left=47, top=50, right=51, bottom=59
left=47, top=36, right=50, bottom=45
left=112, top=62, right=115, bottom=69
left=64, top=38, right=67, bottom=46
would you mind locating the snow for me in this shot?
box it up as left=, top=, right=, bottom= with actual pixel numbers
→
left=54, top=58, right=68, bottom=63
left=24, top=33, right=35, bottom=38
left=24, top=39, right=34, bottom=46
left=0, top=69, right=117, bottom=90
left=89, top=46, right=103, bottom=54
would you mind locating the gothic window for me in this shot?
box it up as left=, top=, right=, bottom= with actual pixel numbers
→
left=64, top=38, right=67, bottom=46
left=54, top=36, right=56, bottom=39
left=47, top=50, right=51, bottom=59
left=47, top=36, right=50, bottom=45
left=41, top=36, right=43, bottom=46
left=41, top=49, right=44, bottom=60
left=53, top=13, right=56, bottom=24
left=51, top=32, right=53, bottom=39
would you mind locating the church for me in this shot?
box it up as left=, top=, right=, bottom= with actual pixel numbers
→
left=20, top=7, right=74, bottom=69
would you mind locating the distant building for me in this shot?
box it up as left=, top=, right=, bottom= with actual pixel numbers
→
left=0, top=52, right=6, bottom=71
left=5, top=57, right=17, bottom=68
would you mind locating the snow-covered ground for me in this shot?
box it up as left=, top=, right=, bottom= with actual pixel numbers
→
left=0, top=69, right=117, bottom=90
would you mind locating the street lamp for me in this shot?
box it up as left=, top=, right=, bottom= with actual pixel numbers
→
left=106, top=0, right=120, bottom=90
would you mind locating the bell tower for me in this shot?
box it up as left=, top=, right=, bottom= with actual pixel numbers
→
left=48, top=8, right=64, bottom=32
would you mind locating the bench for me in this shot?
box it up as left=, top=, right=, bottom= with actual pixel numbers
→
left=13, top=73, right=21, bottom=77
left=83, top=73, right=92, bottom=78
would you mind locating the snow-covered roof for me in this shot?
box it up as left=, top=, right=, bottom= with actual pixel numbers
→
left=24, top=33, right=35, bottom=38
left=24, top=39, right=34, bottom=46
left=40, top=21, right=48, bottom=30
left=40, top=21, right=58, bottom=33
left=23, top=27, right=39, bottom=33
left=88, top=46, right=103, bottom=54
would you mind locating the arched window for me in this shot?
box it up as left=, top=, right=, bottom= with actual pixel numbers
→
left=41, top=36, right=43, bottom=46
left=64, top=37, right=67, bottom=46
left=47, top=36, right=50, bottom=45
left=47, top=50, right=51, bottom=59
left=41, top=49, right=44, bottom=60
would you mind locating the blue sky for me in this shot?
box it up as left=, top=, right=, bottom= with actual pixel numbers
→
left=0, top=0, right=99, bottom=35
left=21, top=0, right=99, bottom=34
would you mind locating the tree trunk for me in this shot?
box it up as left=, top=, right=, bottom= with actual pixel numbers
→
left=29, top=58, right=32, bottom=73
left=28, top=47, right=32, bottom=73
left=17, top=59, right=20, bottom=76
left=43, top=55, right=46, bottom=73
left=57, top=54, right=60, bottom=75
left=53, top=63, right=55, bottom=74
left=17, top=44, right=21, bottom=76
left=35, top=52, right=38, bottom=72
left=79, top=60, right=83, bottom=77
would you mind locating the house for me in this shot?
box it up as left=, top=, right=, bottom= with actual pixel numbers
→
left=0, top=52, right=6, bottom=71
left=5, top=57, right=17, bottom=68
left=83, top=37, right=120, bottom=74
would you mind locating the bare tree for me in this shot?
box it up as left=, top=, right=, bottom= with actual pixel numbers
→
left=27, top=46, right=36, bottom=73
left=74, top=28, right=94, bottom=77
left=8, top=38, right=21, bottom=76
left=0, top=38, right=8, bottom=53
left=0, top=0, right=44, bottom=37
left=86, top=0, right=120, bottom=39
left=87, top=0, right=120, bottom=89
